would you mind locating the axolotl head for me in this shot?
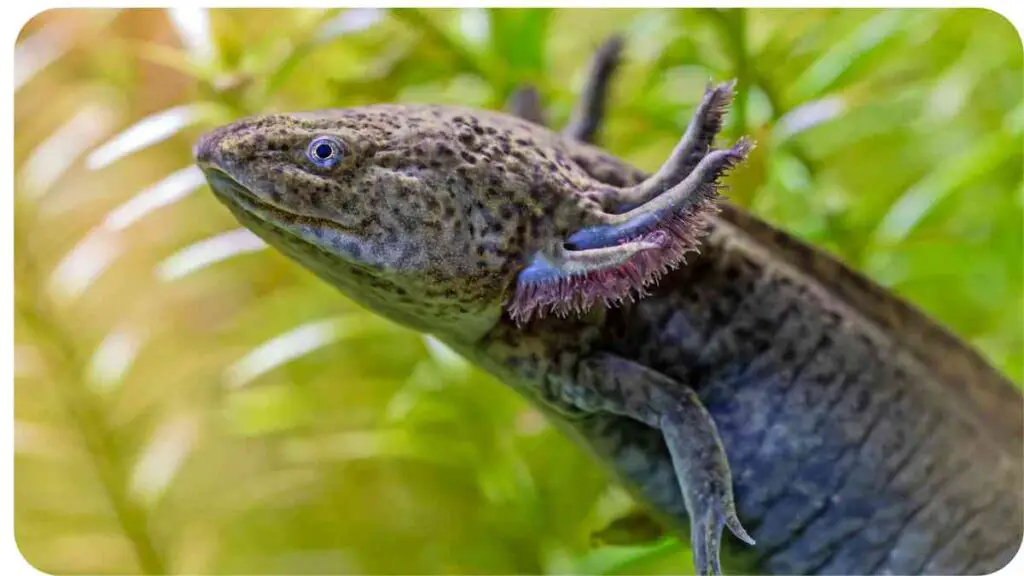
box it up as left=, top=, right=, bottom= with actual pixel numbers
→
left=194, top=91, right=749, bottom=342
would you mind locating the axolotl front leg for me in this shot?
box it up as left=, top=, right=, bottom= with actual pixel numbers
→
left=565, top=354, right=756, bottom=575
left=504, top=38, right=756, bottom=576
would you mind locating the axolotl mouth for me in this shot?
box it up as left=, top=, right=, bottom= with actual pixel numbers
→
left=197, top=159, right=380, bottom=274
left=199, top=165, right=297, bottom=225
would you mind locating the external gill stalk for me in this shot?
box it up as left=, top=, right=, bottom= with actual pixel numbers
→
left=612, top=80, right=739, bottom=212
left=510, top=232, right=670, bottom=321
left=562, top=35, right=625, bottom=144
left=507, top=82, right=752, bottom=325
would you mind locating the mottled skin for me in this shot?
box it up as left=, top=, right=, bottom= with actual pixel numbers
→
left=195, top=39, right=1023, bottom=575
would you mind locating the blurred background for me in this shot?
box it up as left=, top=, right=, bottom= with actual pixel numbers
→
left=13, top=8, right=1022, bottom=575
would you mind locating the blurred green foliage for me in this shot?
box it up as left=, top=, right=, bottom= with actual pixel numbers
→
left=13, top=8, right=1022, bottom=575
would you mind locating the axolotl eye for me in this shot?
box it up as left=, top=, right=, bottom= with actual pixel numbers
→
left=306, top=136, right=345, bottom=169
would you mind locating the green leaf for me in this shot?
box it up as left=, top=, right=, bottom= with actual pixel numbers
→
left=869, top=128, right=1021, bottom=248
left=487, top=8, right=552, bottom=84
left=788, top=10, right=915, bottom=102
